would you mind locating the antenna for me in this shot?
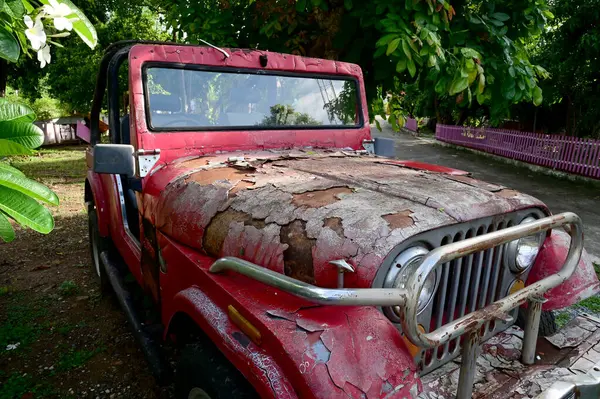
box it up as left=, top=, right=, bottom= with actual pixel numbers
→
left=198, top=38, right=230, bottom=59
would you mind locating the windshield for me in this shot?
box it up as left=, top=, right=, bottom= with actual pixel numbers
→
left=144, top=66, right=361, bottom=130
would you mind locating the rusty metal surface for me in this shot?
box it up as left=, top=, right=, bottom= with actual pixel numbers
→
left=149, top=150, right=546, bottom=290
left=420, top=316, right=600, bottom=398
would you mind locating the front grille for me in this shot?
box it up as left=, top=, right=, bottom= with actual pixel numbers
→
left=420, top=219, right=516, bottom=373
left=374, top=208, right=546, bottom=375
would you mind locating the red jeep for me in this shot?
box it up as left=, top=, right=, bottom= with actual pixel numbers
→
left=85, top=41, right=600, bottom=399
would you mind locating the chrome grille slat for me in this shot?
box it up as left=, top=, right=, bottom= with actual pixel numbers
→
left=442, top=250, right=463, bottom=357
left=435, top=262, right=450, bottom=329
left=468, top=248, right=485, bottom=313
left=486, top=222, right=505, bottom=305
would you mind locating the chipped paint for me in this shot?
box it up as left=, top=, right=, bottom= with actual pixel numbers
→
left=292, top=187, right=354, bottom=208
left=280, top=220, right=316, bottom=283
left=262, top=305, right=421, bottom=398
left=383, top=210, right=415, bottom=229
left=149, top=150, right=547, bottom=290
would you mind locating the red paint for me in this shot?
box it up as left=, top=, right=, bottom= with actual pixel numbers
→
left=528, top=229, right=600, bottom=310
left=86, top=170, right=109, bottom=237
left=436, top=124, right=600, bottom=179
left=384, top=160, right=470, bottom=175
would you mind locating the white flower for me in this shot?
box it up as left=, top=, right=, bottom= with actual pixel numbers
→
left=6, top=342, right=20, bottom=351
left=43, top=0, right=73, bottom=31
left=37, top=45, right=51, bottom=68
left=24, top=15, right=46, bottom=51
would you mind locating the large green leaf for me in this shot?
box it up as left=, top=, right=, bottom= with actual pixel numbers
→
left=0, top=25, right=20, bottom=63
left=0, top=211, right=15, bottom=242
left=0, top=138, right=34, bottom=155
left=0, top=185, right=54, bottom=234
left=40, top=0, right=98, bottom=49
left=0, top=162, right=25, bottom=176
left=3, top=0, right=25, bottom=18
left=0, top=120, right=44, bottom=148
left=533, top=86, right=543, bottom=106
left=0, top=99, right=36, bottom=123
left=386, top=38, right=401, bottom=56
left=407, top=58, right=416, bottom=77
left=449, top=76, right=469, bottom=95
left=0, top=171, right=59, bottom=205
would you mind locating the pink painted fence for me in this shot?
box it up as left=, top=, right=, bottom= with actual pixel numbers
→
left=404, top=118, right=418, bottom=132
left=436, top=124, right=600, bottom=179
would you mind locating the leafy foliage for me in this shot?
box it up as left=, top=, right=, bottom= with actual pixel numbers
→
left=0, top=99, right=58, bottom=242
left=154, top=0, right=553, bottom=126
left=32, top=7, right=168, bottom=112
left=531, top=0, right=600, bottom=137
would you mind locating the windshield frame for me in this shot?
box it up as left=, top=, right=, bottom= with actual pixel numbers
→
left=141, top=62, right=365, bottom=132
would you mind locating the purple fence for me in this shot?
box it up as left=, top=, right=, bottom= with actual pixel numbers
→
left=436, top=124, right=600, bottom=179
left=404, top=118, right=418, bottom=132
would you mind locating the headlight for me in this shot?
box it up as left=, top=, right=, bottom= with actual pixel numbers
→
left=386, top=245, right=439, bottom=314
left=506, top=216, right=545, bottom=272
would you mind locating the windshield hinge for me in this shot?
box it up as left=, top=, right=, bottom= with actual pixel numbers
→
left=362, top=139, right=375, bottom=154
left=137, top=149, right=161, bottom=177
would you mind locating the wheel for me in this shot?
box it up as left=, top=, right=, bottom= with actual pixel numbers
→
left=175, top=342, right=258, bottom=399
left=516, top=308, right=558, bottom=337
left=87, top=202, right=112, bottom=293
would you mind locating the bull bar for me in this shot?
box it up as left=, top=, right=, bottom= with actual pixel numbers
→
left=210, top=212, right=584, bottom=399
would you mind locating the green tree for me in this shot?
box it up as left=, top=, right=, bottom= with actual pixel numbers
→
left=154, top=0, right=553, bottom=126
left=530, top=0, right=600, bottom=137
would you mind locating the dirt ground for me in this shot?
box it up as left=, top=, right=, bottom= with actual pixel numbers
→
left=0, top=146, right=167, bottom=399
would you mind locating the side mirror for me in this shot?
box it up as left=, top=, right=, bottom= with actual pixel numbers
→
left=93, top=144, right=136, bottom=177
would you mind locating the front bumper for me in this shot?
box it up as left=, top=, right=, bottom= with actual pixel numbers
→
left=210, top=212, right=586, bottom=398
left=421, top=313, right=600, bottom=398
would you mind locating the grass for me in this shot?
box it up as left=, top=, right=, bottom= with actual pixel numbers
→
left=555, top=312, right=572, bottom=329
left=58, top=346, right=105, bottom=371
left=7, top=145, right=87, bottom=184
left=0, top=295, right=49, bottom=354
left=0, top=371, right=55, bottom=399
left=578, top=296, right=600, bottom=313
left=58, top=280, right=79, bottom=297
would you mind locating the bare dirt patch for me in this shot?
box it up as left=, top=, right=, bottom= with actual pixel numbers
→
left=0, top=146, right=166, bottom=398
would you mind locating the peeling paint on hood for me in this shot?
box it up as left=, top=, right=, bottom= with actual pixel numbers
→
left=147, top=150, right=546, bottom=289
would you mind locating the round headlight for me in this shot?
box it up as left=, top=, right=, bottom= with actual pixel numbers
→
left=385, top=245, right=439, bottom=315
left=506, top=216, right=545, bottom=272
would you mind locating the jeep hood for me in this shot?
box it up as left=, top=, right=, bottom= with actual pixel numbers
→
left=148, top=150, right=546, bottom=288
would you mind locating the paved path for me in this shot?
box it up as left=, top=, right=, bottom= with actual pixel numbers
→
left=371, top=122, right=600, bottom=258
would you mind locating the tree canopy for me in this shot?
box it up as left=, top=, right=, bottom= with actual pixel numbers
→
left=5, top=0, right=599, bottom=137
left=528, top=0, right=600, bottom=137
left=155, top=0, right=553, bottom=126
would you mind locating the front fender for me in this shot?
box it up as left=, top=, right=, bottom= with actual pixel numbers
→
left=166, top=288, right=421, bottom=399
left=527, top=229, right=600, bottom=310
left=167, top=287, right=297, bottom=399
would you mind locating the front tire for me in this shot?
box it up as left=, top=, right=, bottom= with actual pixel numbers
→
left=516, top=309, right=558, bottom=337
left=87, top=202, right=111, bottom=293
left=175, top=342, right=258, bottom=399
